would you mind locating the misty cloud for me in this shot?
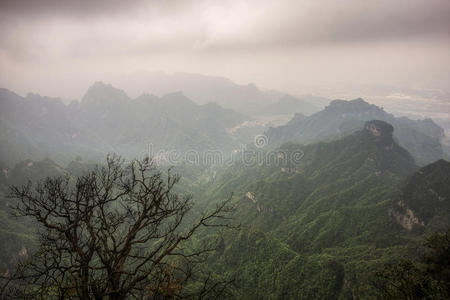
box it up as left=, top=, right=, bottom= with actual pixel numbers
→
left=0, top=0, right=449, bottom=99
left=195, top=0, right=450, bottom=51
left=0, top=0, right=148, bottom=18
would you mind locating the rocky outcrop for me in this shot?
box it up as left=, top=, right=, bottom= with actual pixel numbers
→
left=389, top=207, right=424, bottom=231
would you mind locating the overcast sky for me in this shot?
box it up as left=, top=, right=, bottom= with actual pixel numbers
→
left=0, top=0, right=449, bottom=99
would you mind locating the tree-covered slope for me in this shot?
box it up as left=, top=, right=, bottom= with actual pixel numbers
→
left=0, top=158, right=68, bottom=272
left=195, top=121, right=449, bottom=299
left=1, top=119, right=448, bottom=298
left=390, top=159, right=450, bottom=234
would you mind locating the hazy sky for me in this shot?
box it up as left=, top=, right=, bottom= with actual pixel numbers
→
left=0, top=0, right=449, bottom=99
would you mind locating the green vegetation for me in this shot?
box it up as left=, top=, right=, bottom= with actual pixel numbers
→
left=374, top=229, right=450, bottom=299
left=0, top=121, right=449, bottom=298
left=1, top=156, right=233, bottom=299
left=192, top=121, right=450, bottom=298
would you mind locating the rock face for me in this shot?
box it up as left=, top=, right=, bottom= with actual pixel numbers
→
left=18, top=246, right=28, bottom=257
left=245, top=192, right=273, bottom=213
left=389, top=205, right=424, bottom=231
left=364, top=120, right=394, bottom=138
left=363, top=120, right=396, bottom=147
left=246, top=192, right=257, bottom=204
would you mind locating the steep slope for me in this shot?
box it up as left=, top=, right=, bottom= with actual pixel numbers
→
left=390, top=159, right=450, bottom=232
left=266, top=98, right=445, bottom=165
left=195, top=121, right=449, bottom=299
left=203, top=120, right=417, bottom=230
left=1, top=121, right=448, bottom=298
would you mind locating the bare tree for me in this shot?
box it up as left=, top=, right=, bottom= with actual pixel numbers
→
left=1, top=155, right=233, bottom=299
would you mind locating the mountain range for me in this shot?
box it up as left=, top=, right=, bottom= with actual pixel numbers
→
left=1, top=78, right=449, bottom=298
left=0, top=83, right=248, bottom=166
left=266, top=98, right=447, bottom=165
left=112, top=72, right=327, bottom=116
left=1, top=85, right=447, bottom=168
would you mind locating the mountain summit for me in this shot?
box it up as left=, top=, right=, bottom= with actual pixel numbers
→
left=81, top=82, right=130, bottom=106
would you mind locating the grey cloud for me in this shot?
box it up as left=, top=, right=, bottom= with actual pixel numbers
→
left=0, top=0, right=145, bottom=18
left=310, top=0, right=450, bottom=42
left=0, top=0, right=449, bottom=99
left=195, top=0, right=450, bottom=51
left=1, top=0, right=449, bottom=60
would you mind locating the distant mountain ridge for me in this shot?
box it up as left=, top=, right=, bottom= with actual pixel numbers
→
left=266, top=98, right=446, bottom=165
left=113, top=72, right=328, bottom=116
left=1, top=85, right=446, bottom=167
left=0, top=83, right=248, bottom=165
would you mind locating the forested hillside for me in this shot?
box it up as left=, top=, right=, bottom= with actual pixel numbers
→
left=191, top=121, right=450, bottom=298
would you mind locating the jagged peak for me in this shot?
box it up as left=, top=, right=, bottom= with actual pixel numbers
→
left=81, top=81, right=129, bottom=104
left=328, top=98, right=368, bottom=105
left=161, top=91, right=186, bottom=98
left=416, top=159, right=450, bottom=176
left=90, top=81, right=112, bottom=89
left=160, top=91, right=196, bottom=106
left=25, top=93, right=65, bottom=106
left=0, top=88, right=24, bottom=102
left=326, top=98, right=382, bottom=113
left=351, top=97, right=366, bottom=103
left=136, top=92, right=158, bottom=99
